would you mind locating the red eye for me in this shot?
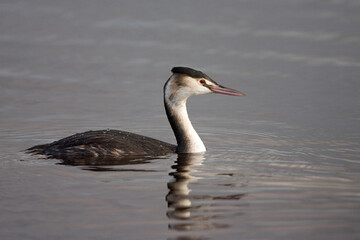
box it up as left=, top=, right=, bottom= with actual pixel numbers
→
left=200, top=79, right=206, bottom=84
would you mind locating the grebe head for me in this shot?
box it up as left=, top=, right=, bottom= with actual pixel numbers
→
left=165, top=66, right=245, bottom=105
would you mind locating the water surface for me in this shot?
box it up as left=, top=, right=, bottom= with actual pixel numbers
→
left=1, top=1, right=360, bottom=239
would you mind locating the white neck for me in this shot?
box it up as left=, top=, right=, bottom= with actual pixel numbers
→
left=164, top=78, right=206, bottom=153
left=164, top=99, right=206, bottom=153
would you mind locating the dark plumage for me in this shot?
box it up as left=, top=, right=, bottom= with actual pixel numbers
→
left=171, top=67, right=211, bottom=80
left=27, top=130, right=176, bottom=159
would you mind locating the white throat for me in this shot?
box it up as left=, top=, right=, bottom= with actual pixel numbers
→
left=164, top=77, right=206, bottom=153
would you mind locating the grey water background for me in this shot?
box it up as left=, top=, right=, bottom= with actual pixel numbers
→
left=1, top=0, right=360, bottom=239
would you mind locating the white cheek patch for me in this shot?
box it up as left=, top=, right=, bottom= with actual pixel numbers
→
left=164, top=76, right=213, bottom=106
left=175, top=87, right=193, bottom=100
left=165, top=80, right=191, bottom=105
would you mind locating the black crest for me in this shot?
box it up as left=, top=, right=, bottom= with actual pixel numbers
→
left=171, top=66, right=211, bottom=80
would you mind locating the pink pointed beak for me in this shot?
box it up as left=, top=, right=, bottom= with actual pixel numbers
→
left=209, top=85, right=245, bottom=96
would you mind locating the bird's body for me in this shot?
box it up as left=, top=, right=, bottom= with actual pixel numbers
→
left=27, top=130, right=176, bottom=158
left=27, top=67, right=244, bottom=159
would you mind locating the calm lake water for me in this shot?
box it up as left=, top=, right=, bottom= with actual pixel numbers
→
left=1, top=0, right=360, bottom=239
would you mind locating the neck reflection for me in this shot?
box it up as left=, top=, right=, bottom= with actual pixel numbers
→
left=166, top=153, right=234, bottom=232
left=167, top=153, right=204, bottom=214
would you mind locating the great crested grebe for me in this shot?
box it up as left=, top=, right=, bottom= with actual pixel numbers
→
left=27, top=67, right=245, bottom=158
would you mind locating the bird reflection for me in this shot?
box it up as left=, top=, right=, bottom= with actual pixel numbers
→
left=166, top=153, right=204, bottom=220
left=53, top=154, right=165, bottom=172
left=166, top=153, right=244, bottom=232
